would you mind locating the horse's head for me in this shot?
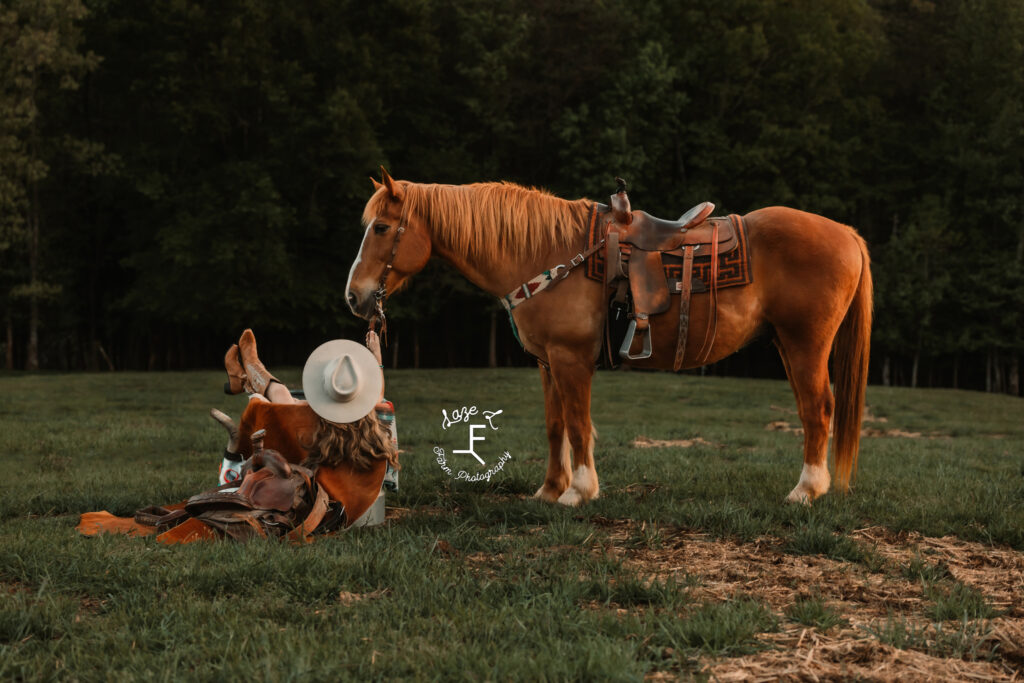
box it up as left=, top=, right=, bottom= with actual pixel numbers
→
left=345, top=168, right=432, bottom=320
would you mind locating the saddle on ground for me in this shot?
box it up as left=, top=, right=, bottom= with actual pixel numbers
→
left=604, top=181, right=740, bottom=369
left=138, top=438, right=331, bottom=543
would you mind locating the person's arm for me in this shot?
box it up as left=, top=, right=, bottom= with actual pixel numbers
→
left=366, top=330, right=385, bottom=400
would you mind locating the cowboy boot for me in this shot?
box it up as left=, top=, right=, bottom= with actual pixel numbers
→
left=223, top=344, right=246, bottom=395
left=238, top=329, right=278, bottom=395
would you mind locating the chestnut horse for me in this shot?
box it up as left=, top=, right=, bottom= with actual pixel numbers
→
left=346, top=170, right=872, bottom=506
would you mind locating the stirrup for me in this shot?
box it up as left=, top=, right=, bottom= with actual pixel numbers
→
left=619, top=319, right=652, bottom=360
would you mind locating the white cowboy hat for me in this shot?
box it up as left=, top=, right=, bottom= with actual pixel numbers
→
left=301, top=340, right=383, bottom=424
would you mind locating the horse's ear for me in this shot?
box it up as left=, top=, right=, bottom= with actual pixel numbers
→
left=380, top=166, right=403, bottom=200
left=370, top=176, right=384, bottom=191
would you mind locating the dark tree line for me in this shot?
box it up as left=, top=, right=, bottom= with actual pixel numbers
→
left=1, top=0, right=1021, bottom=394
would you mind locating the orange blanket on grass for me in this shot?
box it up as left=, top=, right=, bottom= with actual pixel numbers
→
left=77, top=400, right=386, bottom=542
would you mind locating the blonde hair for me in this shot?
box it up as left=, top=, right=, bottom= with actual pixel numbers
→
left=304, top=413, right=399, bottom=472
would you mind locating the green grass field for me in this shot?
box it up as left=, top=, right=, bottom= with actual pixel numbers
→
left=1, top=369, right=1022, bottom=680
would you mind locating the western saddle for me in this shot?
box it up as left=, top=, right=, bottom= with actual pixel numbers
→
left=133, top=428, right=332, bottom=543
left=604, top=179, right=739, bottom=370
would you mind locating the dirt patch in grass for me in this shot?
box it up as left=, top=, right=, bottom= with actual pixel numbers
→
left=764, top=420, right=942, bottom=439
left=632, top=436, right=716, bottom=448
left=765, top=404, right=946, bottom=439
left=385, top=505, right=447, bottom=522
left=693, top=634, right=1012, bottom=682
left=595, top=521, right=1022, bottom=679
left=454, top=517, right=1022, bottom=677
left=770, top=404, right=890, bottom=422
left=338, top=588, right=388, bottom=606
left=851, top=527, right=1024, bottom=619
left=3, top=580, right=32, bottom=596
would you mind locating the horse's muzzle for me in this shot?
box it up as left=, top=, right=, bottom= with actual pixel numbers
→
left=346, top=290, right=376, bottom=320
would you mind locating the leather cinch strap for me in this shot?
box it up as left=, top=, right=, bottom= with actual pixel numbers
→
left=673, top=246, right=696, bottom=371
left=695, top=219, right=722, bottom=364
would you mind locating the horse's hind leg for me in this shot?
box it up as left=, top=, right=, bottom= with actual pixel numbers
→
left=534, top=363, right=572, bottom=502
left=776, top=332, right=834, bottom=504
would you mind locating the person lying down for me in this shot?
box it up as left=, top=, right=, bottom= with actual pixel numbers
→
left=215, top=328, right=399, bottom=494
left=77, top=329, right=400, bottom=543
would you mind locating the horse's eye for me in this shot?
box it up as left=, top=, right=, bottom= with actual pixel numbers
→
left=374, top=223, right=390, bottom=235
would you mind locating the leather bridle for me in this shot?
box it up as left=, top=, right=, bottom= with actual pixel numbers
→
left=371, top=224, right=406, bottom=336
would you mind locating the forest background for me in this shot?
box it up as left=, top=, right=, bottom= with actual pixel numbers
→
left=1, top=0, right=1022, bottom=395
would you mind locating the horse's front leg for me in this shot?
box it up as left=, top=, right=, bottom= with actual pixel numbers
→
left=534, top=362, right=572, bottom=502
left=543, top=347, right=599, bottom=506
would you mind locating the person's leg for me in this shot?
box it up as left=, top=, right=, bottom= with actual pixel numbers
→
left=265, top=382, right=297, bottom=404
left=237, top=329, right=300, bottom=404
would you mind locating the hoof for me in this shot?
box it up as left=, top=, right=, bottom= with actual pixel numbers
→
left=785, top=463, right=830, bottom=505
left=534, top=485, right=563, bottom=503
left=556, top=488, right=582, bottom=506
left=784, top=487, right=814, bottom=505
left=570, top=465, right=599, bottom=502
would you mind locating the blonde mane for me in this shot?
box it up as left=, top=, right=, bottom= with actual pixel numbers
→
left=362, top=181, right=591, bottom=263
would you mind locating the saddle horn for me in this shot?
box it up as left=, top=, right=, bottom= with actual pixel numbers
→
left=610, top=176, right=632, bottom=225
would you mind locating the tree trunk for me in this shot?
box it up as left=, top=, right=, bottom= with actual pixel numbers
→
left=995, top=351, right=1005, bottom=394
left=90, top=340, right=101, bottom=371
left=413, top=325, right=420, bottom=369
left=97, top=344, right=115, bottom=371
left=488, top=311, right=497, bottom=368
left=87, top=278, right=98, bottom=371
left=986, top=351, right=993, bottom=393
left=26, top=299, right=39, bottom=370
left=26, top=181, right=40, bottom=370
left=1010, top=356, right=1020, bottom=397
left=5, top=312, right=13, bottom=370
left=952, top=354, right=959, bottom=389
left=390, top=328, right=399, bottom=369
left=911, top=351, right=920, bottom=388
left=1017, top=219, right=1024, bottom=264
left=882, top=355, right=891, bottom=387
left=176, top=329, right=185, bottom=370
left=445, top=311, right=456, bottom=367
